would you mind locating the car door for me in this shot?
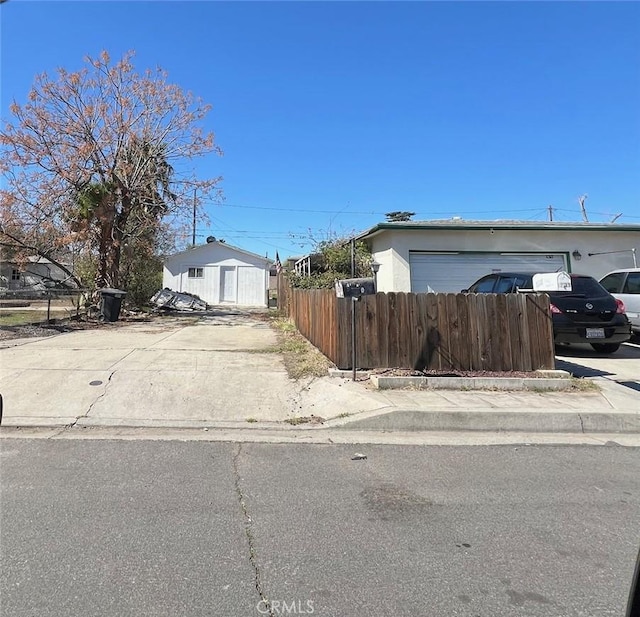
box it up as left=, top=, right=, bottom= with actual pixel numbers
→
left=619, top=272, right=640, bottom=331
left=601, top=271, right=640, bottom=332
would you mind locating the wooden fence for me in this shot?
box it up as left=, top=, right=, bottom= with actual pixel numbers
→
left=277, top=276, right=555, bottom=371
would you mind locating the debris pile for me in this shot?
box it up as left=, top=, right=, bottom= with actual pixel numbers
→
left=150, top=288, right=208, bottom=311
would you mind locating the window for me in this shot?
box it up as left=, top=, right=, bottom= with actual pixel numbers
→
left=470, top=276, right=497, bottom=293
left=187, top=267, right=204, bottom=278
left=11, top=269, right=21, bottom=281
left=553, top=276, right=608, bottom=298
left=600, top=272, right=625, bottom=293
left=494, top=276, right=517, bottom=293
left=624, top=273, right=640, bottom=294
left=513, top=275, right=533, bottom=290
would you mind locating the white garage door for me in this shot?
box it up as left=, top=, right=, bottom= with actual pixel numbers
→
left=409, top=252, right=567, bottom=293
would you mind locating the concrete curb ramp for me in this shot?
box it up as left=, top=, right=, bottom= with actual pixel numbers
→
left=329, top=369, right=573, bottom=391
left=370, top=374, right=571, bottom=391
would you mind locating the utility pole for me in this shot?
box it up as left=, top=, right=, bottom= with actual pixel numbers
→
left=192, top=188, right=197, bottom=246
left=548, top=205, right=554, bottom=222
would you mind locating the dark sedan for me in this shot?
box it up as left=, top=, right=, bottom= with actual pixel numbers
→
left=463, top=272, right=632, bottom=354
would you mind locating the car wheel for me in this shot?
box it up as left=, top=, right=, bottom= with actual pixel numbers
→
left=590, top=343, right=621, bottom=354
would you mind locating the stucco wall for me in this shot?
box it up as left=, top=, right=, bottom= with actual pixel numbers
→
left=368, top=228, right=640, bottom=292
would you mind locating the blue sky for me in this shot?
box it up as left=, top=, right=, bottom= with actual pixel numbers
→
left=2, top=1, right=639, bottom=260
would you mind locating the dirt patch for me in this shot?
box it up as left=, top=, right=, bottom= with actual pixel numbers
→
left=284, top=415, right=325, bottom=425
left=0, top=312, right=158, bottom=341
left=370, top=368, right=549, bottom=379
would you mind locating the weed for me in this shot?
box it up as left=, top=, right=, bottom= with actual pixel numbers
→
left=285, top=415, right=325, bottom=425
left=568, top=377, right=600, bottom=392
left=246, top=417, right=258, bottom=423
left=267, top=317, right=332, bottom=379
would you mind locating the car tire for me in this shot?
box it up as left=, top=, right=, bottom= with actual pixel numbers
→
left=590, top=343, right=621, bottom=354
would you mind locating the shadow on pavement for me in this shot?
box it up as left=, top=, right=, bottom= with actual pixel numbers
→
left=617, top=380, right=640, bottom=393
left=555, top=358, right=613, bottom=378
left=554, top=342, right=640, bottom=360
left=555, top=342, right=640, bottom=387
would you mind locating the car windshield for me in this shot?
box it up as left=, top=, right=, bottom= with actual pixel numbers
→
left=553, top=276, right=610, bottom=298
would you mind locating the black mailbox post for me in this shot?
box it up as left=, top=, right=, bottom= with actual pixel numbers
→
left=335, top=277, right=376, bottom=298
left=336, top=277, right=377, bottom=380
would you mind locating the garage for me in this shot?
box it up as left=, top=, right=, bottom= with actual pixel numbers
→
left=409, top=252, right=567, bottom=293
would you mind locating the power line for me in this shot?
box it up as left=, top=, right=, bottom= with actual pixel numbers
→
left=203, top=201, right=548, bottom=216
left=553, top=207, right=640, bottom=220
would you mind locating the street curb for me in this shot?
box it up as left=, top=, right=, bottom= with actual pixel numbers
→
left=3, top=406, right=637, bottom=435
left=329, top=408, right=640, bottom=433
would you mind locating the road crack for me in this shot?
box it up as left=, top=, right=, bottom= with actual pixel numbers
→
left=578, top=412, right=585, bottom=433
left=67, top=370, right=117, bottom=428
left=232, top=443, right=274, bottom=616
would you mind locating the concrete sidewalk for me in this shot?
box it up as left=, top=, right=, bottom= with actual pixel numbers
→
left=1, top=315, right=638, bottom=434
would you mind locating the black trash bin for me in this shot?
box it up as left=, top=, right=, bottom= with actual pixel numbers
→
left=99, top=288, right=127, bottom=322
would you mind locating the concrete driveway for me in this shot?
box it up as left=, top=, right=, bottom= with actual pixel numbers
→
left=0, top=312, right=391, bottom=429
left=0, top=313, right=298, bottom=427
left=555, top=339, right=640, bottom=407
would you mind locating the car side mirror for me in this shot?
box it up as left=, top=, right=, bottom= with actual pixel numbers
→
left=461, top=289, right=469, bottom=294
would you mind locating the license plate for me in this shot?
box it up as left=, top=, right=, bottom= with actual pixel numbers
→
left=586, top=328, right=605, bottom=339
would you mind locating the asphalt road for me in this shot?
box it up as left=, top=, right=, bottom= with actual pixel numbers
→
left=1, top=440, right=639, bottom=617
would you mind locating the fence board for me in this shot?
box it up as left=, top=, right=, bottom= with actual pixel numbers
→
left=456, top=293, right=472, bottom=371
left=278, top=276, right=554, bottom=371
left=413, top=293, right=429, bottom=370
left=446, top=293, right=461, bottom=370
left=495, top=294, right=511, bottom=371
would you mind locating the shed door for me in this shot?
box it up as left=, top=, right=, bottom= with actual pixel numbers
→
left=237, top=266, right=266, bottom=306
left=409, top=252, right=567, bottom=293
left=220, top=266, right=237, bottom=303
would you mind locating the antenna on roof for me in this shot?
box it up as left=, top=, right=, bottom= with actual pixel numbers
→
left=610, top=213, right=622, bottom=223
left=547, top=205, right=554, bottom=222
left=578, top=194, right=589, bottom=223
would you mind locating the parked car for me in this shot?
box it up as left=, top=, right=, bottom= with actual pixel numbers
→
left=463, top=272, right=632, bottom=353
left=599, top=268, right=640, bottom=337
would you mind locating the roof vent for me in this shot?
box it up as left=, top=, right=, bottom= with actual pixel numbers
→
left=206, top=236, right=216, bottom=243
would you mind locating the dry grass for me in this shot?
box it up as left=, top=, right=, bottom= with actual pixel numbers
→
left=0, top=309, right=76, bottom=327
left=284, top=415, right=325, bottom=425
left=268, top=317, right=333, bottom=379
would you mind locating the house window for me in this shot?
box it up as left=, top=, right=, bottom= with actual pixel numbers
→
left=188, top=267, right=204, bottom=278
left=11, top=269, right=21, bottom=281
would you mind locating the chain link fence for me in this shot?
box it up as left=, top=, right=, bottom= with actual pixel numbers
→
left=0, top=288, right=93, bottom=326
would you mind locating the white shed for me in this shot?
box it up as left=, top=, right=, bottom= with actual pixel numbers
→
left=163, top=240, right=271, bottom=307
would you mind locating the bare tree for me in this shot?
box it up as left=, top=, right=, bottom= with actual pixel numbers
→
left=1, top=51, right=222, bottom=289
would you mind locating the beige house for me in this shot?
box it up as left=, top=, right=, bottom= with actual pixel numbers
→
left=357, top=220, right=640, bottom=293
